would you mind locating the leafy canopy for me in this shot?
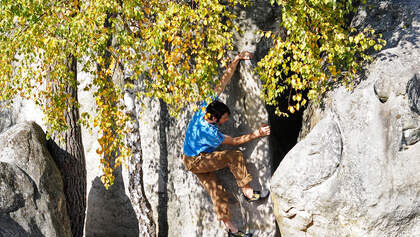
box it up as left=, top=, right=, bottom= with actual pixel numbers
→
left=256, top=0, right=385, bottom=116
left=0, top=0, right=384, bottom=187
left=0, top=0, right=245, bottom=188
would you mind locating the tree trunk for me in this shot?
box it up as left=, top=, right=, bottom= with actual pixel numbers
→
left=124, top=80, right=157, bottom=237
left=128, top=147, right=157, bottom=237
left=47, top=56, right=87, bottom=237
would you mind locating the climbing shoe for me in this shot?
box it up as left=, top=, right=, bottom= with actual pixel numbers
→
left=228, top=230, right=252, bottom=237
left=243, top=190, right=270, bottom=202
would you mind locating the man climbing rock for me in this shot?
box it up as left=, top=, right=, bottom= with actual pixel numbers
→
left=182, top=51, right=270, bottom=237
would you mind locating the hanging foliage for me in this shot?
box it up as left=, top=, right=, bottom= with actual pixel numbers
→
left=256, top=0, right=386, bottom=116
left=0, top=0, right=246, bottom=188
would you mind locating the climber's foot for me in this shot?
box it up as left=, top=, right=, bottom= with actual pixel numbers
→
left=228, top=230, right=253, bottom=237
left=243, top=190, right=270, bottom=202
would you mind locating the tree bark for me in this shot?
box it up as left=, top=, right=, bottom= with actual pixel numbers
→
left=124, top=80, right=157, bottom=237
left=128, top=149, right=157, bottom=237
left=47, top=56, right=87, bottom=237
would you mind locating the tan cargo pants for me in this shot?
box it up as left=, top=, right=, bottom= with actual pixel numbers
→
left=183, top=150, right=253, bottom=221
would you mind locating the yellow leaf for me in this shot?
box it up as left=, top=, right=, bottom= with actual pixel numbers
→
left=96, top=148, right=103, bottom=154
left=217, top=51, right=223, bottom=60
left=296, top=93, right=302, bottom=101
left=288, top=106, right=295, bottom=113
left=101, top=175, right=107, bottom=184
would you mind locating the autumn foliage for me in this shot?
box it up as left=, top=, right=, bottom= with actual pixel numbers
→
left=0, top=0, right=383, bottom=188
left=257, top=0, right=385, bottom=116
left=0, top=0, right=246, bottom=188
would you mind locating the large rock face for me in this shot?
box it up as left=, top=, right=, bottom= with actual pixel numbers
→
left=271, top=1, right=420, bottom=236
left=0, top=122, right=72, bottom=237
left=138, top=66, right=277, bottom=236
left=134, top=2, right=281, bottom=236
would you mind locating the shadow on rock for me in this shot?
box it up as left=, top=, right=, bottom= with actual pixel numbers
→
left=0, top=215, right=29, bottom=237
left=85, top=167, right=138, bottom=237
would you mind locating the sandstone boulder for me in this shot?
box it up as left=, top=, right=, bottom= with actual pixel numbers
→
left=0, top=122, right=72, bottom=237
left=271, top=0, right=420, bottom=236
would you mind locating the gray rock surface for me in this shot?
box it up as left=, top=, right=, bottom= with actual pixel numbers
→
left=138, top=63, right=277, bottom=236
left=407, top=72, right=420, bottom=115
left=84, top=168, right=139, bottom=237
left=135, top=2, right=281, bottom=236
left=271, top=0, right=420, bottom=236
left=0, top=122, right=72, bottom=237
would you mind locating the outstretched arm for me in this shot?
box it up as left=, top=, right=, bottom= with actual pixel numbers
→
left=221, top=124, right=270, bottom=146
left=214, top=51, right=253, bottom=96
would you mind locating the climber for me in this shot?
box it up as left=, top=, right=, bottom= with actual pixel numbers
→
left=182, top=51, right=270, bottom=237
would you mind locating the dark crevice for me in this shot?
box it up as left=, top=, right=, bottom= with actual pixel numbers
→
left=407, top=73, right=420, bottom=115
left=29, top=219, right=44, bottom=237
left=267, top=103, right=303, bottom=174
left=246, top=2, right=303, bottom=175
left=15, top=166, right=40, bottom=209
left=0, top=214, right=29, bottom=237
left=158, top=100, right=169, bottom=237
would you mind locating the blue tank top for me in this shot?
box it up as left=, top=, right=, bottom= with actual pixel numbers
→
left=183, top=100, right=225, bottom=157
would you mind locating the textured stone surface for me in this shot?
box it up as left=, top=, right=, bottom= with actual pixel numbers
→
left=272, top=0, right=420, bottom=236
left=138, top=63, right=277, bottom=236
left=0, top=99, right=44, bottom=135
left=84, top=168, right=139, bottom=237
left=0, top=122, right=72, bottom=237
left=134, top=2, right=281, bottom=236
left=407, top=72, right=420, bottom=115
left=78, top=70, right=140, bottom=237
left=272, top=116, right=343, bottom=236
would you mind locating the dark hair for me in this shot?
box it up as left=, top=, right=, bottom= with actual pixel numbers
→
left=206, top=100, right=230, bottom=122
